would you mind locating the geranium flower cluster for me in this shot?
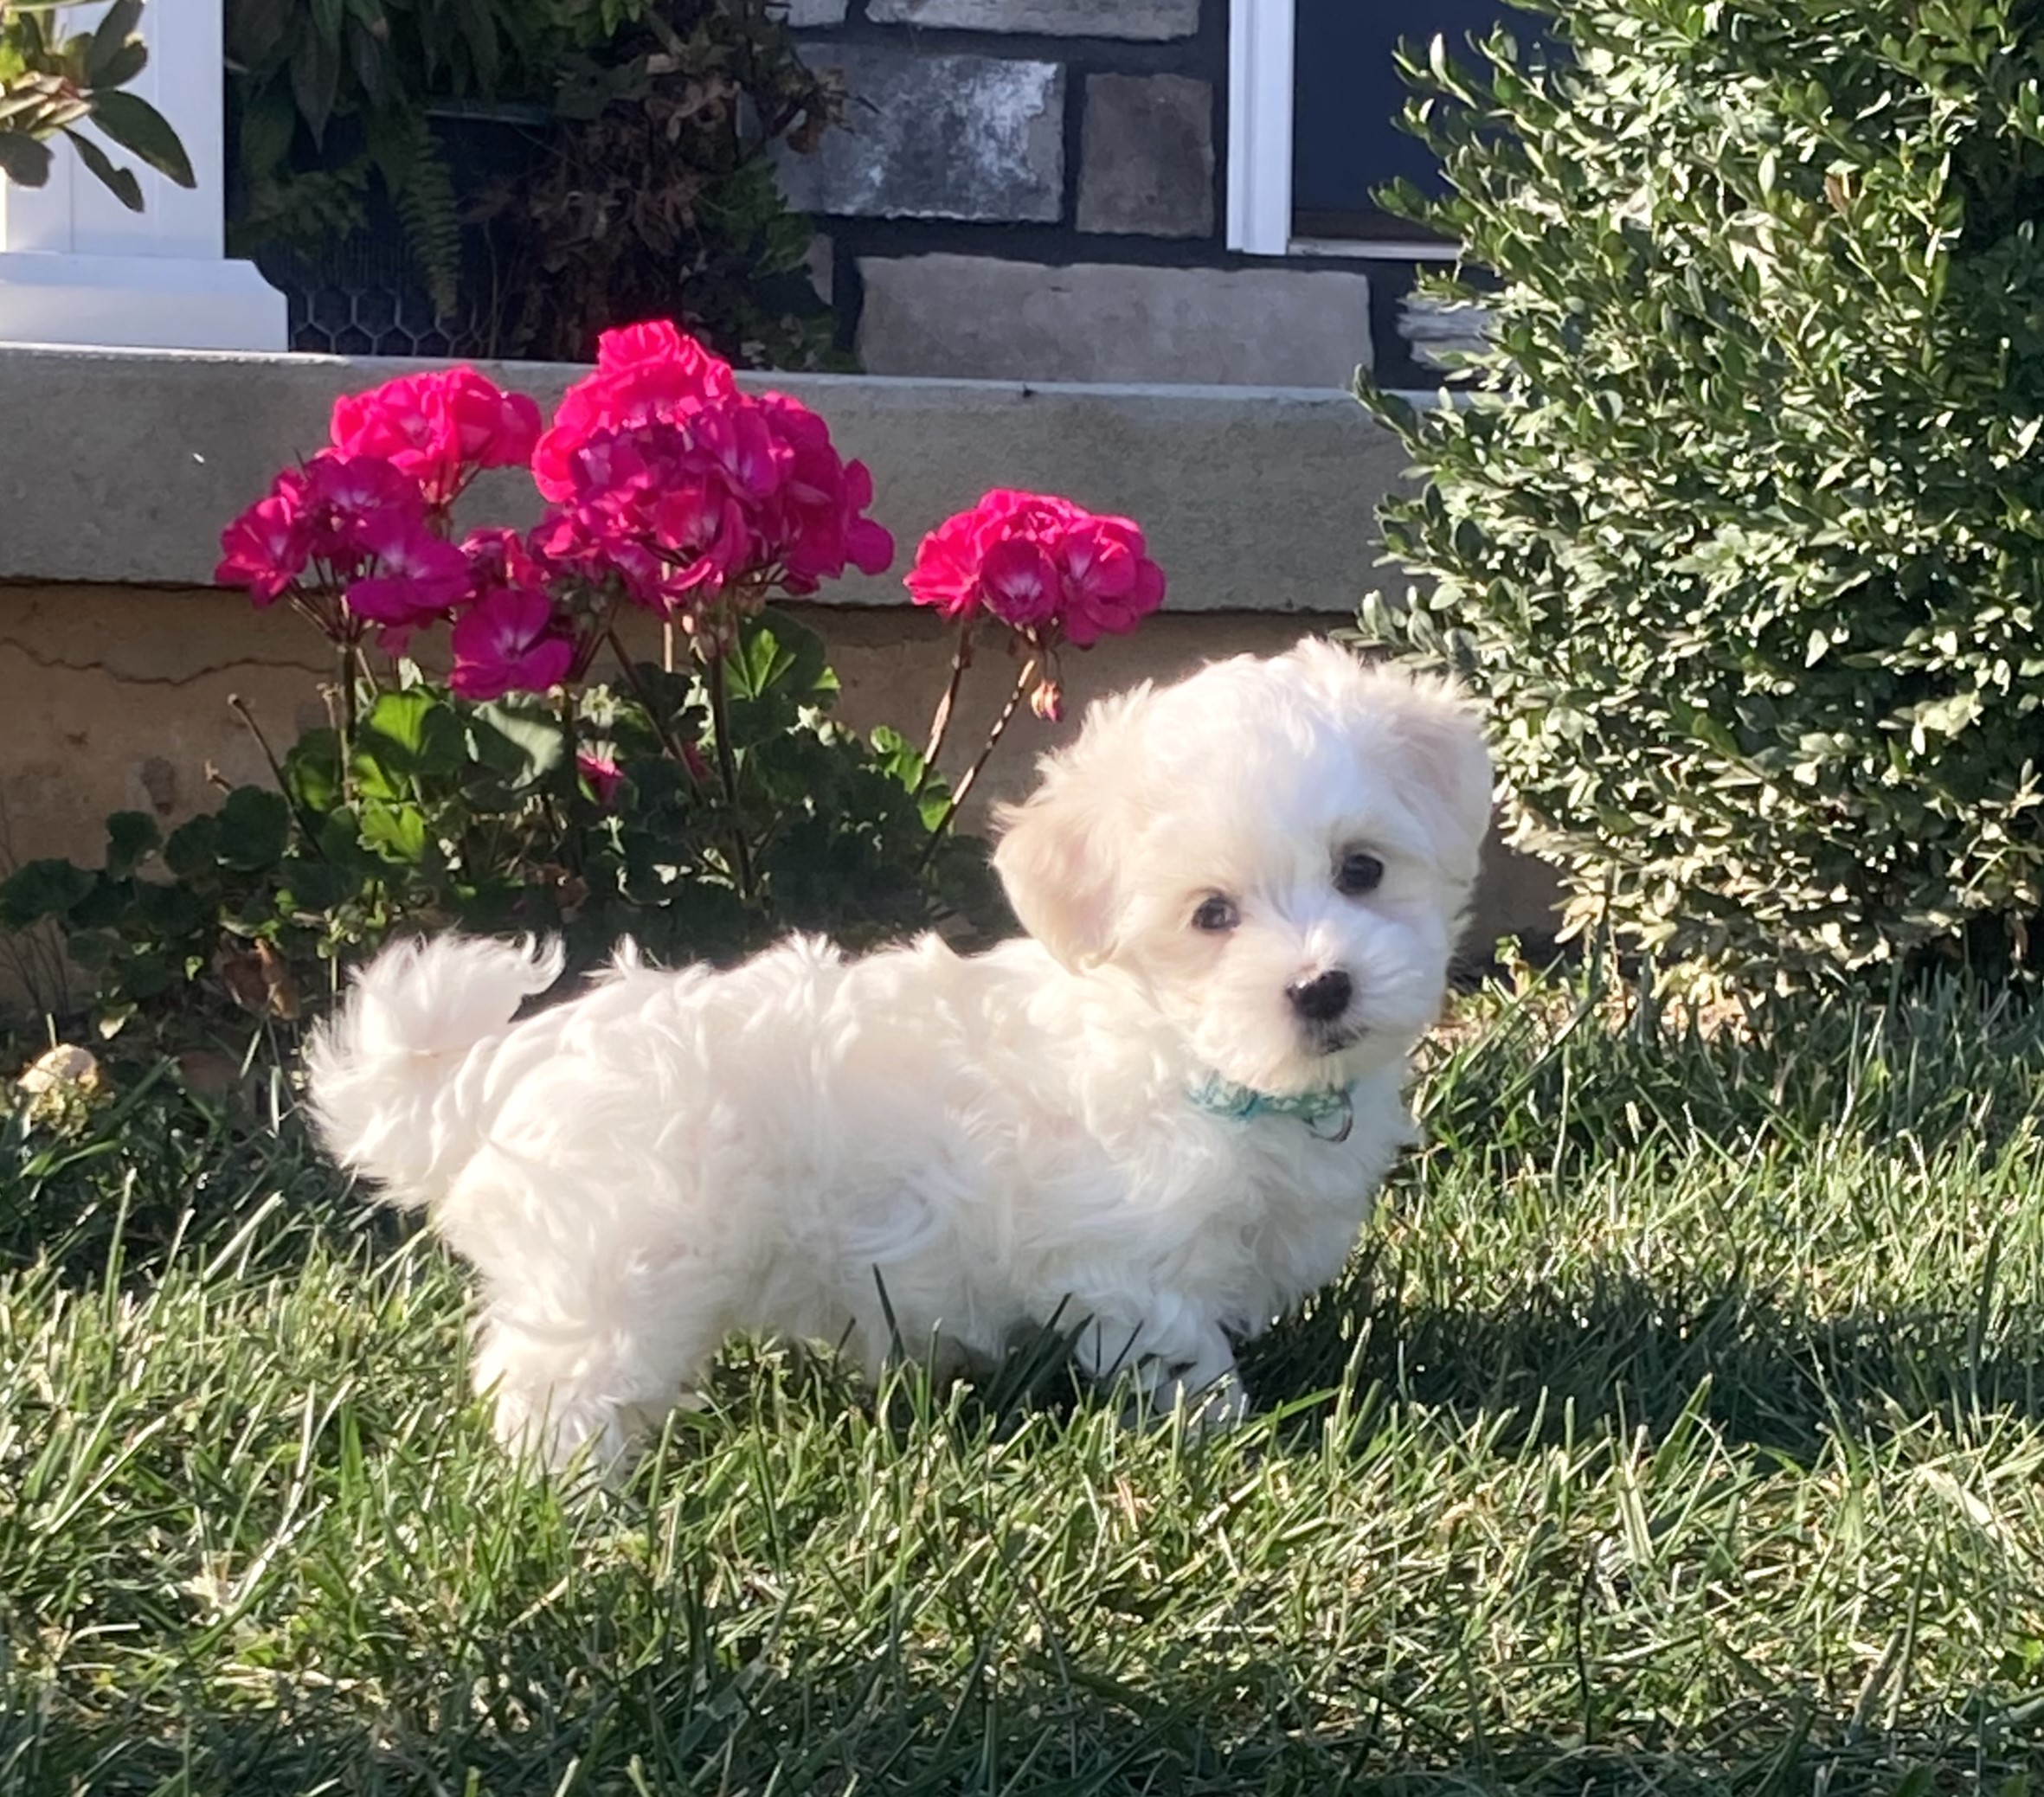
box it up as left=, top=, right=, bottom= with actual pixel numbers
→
left=905, top=490, right=1166, bottom=647
left=531, top=323, right=893, bottom=635
left=904, top=490, right=1167, bottom=722
left=215, top=324, right=897, bottom=699
left=331, top=368, right=544, bottom=510
left=215, top=367, right=543, bottom=688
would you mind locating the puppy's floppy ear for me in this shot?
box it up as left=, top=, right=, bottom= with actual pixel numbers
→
left=993, top=686, right=1150, bottom=970
left=1390, top=678, right=1494, bottom=886
left=1287, top=638, right=1495, bottom=886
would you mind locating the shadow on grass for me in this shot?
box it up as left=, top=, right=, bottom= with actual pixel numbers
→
left=4, top=1617, right=2022, bottom=1797
left=1242, top=1248, right=2044, bottom=1457
left=0, top=1062, right=386, bottom=1299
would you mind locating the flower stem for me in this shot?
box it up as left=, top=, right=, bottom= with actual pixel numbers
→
left=555, top=683, right=582, bottom=874
left=336, top=632, right=361, bottom=802
left=557, top=683, right=579, bottom=781
left=705, top=648, right=755, bottom=904
left=228, top=691, right=289, bottom=796
left=229, top=692, right=331, bottom=860
left=922, top=655, right=1036, bottom=860
left=605, top=626, right=704, bottom=786
left=569, top=594, right=614, bottom=684
left=916, top=623, right=974, bottom=797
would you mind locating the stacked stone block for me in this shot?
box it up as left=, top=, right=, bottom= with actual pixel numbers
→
left=775, top=0, right=1381, bottom=390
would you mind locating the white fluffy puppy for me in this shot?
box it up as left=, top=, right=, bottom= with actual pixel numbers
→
left=308, top=640, right=1491, bottom=1466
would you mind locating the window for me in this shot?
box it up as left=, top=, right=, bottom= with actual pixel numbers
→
left=1226, top=0, right=1512, bottom=257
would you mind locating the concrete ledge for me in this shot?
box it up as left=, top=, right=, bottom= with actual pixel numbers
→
left=0, top=344, right=1402, bottom=613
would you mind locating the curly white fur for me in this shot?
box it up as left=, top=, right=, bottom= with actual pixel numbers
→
left=306, top=640, right=1492, bottom=1467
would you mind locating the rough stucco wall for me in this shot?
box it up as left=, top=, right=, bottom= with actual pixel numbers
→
left=0, top=587, right=329, bottom=882
left=0, top=584, right=1559, bottom=986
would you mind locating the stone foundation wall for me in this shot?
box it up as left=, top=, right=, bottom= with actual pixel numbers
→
left=775, top=0, right=1435, bottom=389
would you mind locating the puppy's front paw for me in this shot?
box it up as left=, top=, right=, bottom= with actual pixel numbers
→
left=1115, top=1353, right=1250, bottom=1434
left=1181, top=1374, right=1250, bottom=1434
left=1074, top=1312, right=1248, bottom=1434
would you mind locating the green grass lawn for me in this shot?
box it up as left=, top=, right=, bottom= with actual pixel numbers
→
left=5, top=976, right=2044, bottom=1794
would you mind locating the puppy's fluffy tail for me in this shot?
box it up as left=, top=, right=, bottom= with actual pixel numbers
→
left=305, top=934, right=563, bottom=1210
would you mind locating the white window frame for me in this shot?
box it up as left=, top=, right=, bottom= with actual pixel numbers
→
left=1225, top=0, right=1461, bottom=261
left=0, top=0, right=284, bottom=348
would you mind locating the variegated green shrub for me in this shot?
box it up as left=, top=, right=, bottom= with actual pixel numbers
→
left=1360, top=0, right=2044, bottom=985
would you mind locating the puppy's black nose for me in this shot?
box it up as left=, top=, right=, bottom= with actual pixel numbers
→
left=1287, top=971, right=1353, bottom=1023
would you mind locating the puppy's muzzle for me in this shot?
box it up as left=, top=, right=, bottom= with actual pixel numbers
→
left=1286, top=970, right=1353, bottom=1024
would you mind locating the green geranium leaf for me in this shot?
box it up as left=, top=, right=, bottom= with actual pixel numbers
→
left=162, top=814, right=221, bottom=879
left=357, top=688, right=467, bottom=792
left=67, top=877, right=134, bottom=931
left=470, top=697, right=568, bottom=790
left=130, top=879, right=209, bottom=940
left=215, top=787, right=292, bottom=872
left=0, top=857, right=94, bottom=929
left=285, top=728, right=344, bottom=815
left=358, top=799, right=429, bottom=864
left=104, top=810, right=159, bottom=877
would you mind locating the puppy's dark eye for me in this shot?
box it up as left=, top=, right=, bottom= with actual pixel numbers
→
left=1192, top=895, right=1239, bottom=933
left=1336, top=850, right=1385, bottom=896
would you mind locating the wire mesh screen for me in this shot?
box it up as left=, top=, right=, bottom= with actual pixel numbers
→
left=247, top=112, right=546, bottom=362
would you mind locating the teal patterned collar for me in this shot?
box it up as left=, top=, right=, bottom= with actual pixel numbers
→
left=1187, top=1075, right=1355, bottom=1143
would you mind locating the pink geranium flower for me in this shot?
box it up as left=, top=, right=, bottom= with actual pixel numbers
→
left=979, top=536, right=1061, bottom=629
left=439, top=369, right=543, bottom=472
left=576, top=750, right=623, bottom=805
left=902, top=508, right=986, bottom=619
left=645, top=478, right=753, bottom=599
left=692, top=399, right=790, bottom=508
left=222, top=318, right=895, bottom=678
left=300, top=452, right=429, bottom=573
left=215, top=483, right=312, bottom=604
left=332, top=368, right=541, bottom=508
left=531, top=322, right=739, bottom=502
left=330, top=377, right=441, bottom=478
left=597, top=318, right=726, bottom=379
left=450, top=586, right=575, bottom=701
left=305, top=451, right=424, bottom=523
left=460, top=525, right=547, bottom=600
left=541, top=417, right=755, bottom=615
left=530, top=329, right=892, bottom=621
left=904, top=489, right=1165, bottom=646
left=1055, top=515, right=1167, bottom=647
left=752, top=393, right=895, bottom=592
left=344, top=510, right=471, bottom=648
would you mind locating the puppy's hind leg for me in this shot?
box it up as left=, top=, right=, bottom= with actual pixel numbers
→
left=471, top=1257, right=728, bottom=1473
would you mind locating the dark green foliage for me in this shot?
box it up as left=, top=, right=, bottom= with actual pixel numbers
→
left=1356, top=0, right=2044, bottom=986
left=226, top=0, right=556, bottom=313
left=228, top=0, right=843, bottom=360
left=0, top=0, right=193, bottom=207
left=0, top=612, right=1002, bottom=1053
left=479, top=0, right=846, bottom=368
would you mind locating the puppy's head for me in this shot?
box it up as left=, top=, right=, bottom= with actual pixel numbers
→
left=993, top=639, right=1492, bottom=1095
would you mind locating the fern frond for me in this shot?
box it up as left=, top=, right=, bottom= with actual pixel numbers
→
left=364, top=106, right=461, bottom=318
